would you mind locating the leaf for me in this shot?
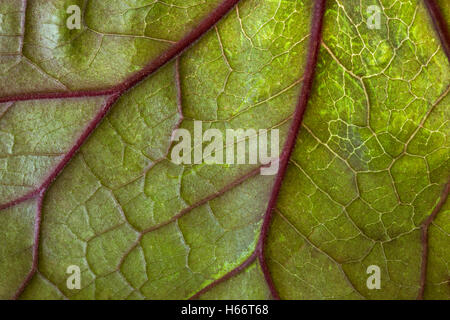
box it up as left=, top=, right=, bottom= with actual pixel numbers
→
left=267, top=0, right=450, bottom=300
left=0, top=0, right=448, bottom=300
left=0, top=0, right=224, bottom=95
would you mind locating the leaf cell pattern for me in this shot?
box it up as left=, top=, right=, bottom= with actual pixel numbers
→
left=0, top=0, right=448, bottom=300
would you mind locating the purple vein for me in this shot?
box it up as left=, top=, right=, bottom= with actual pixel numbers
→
left=189, top=250, right=258, bottom=300
left=8, top=0, right=327, bottom=301
left=417, top=180, right=450, bottom=300
left=424, top=0, right=450, bottom=60
left=12, top=190, right=44, bottom=299
left=4, top=0, right=242, bottom=299
left=417, top=0, right=450, bottom=300
left=0, top=0, right=241, bottom=211
left=254, top=0, right=326, bottom=300
left=142, top=165, right=265, bottom=235
left=189, top=0, right=327, bottom=300
left=0, top=94, right=120, bottom=211
left=111, top=165, right=266, bottom=281
left=0, top=0, right=241, bottom=104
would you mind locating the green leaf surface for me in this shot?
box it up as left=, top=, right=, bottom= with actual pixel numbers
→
left=267, top=0, right=450, bottom=300
left=0, top=0, right=223, bottom=95
left=0, top=0, right=448, bottom=300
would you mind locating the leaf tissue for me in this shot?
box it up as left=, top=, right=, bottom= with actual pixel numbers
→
left=0, top=0, right=448, bottom=300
